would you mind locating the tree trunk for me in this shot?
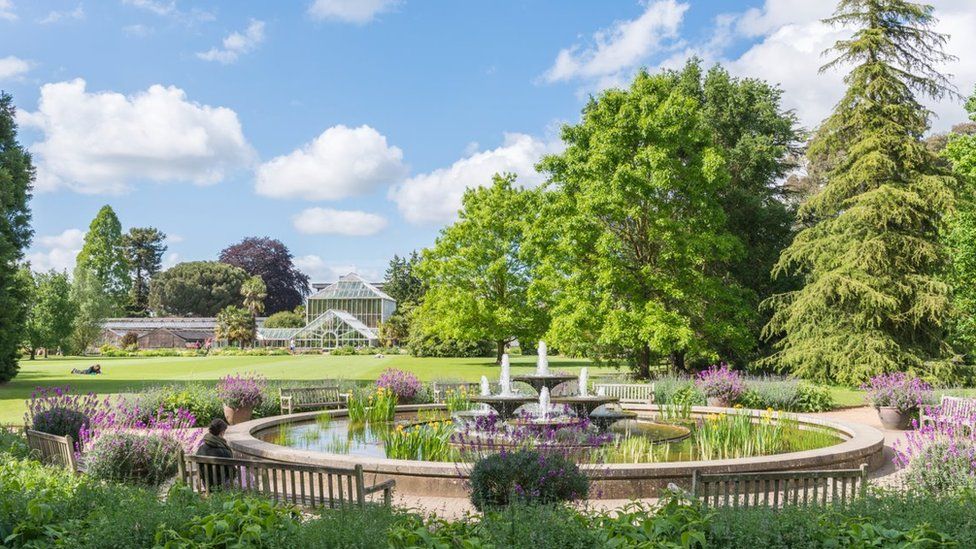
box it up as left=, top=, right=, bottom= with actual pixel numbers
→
left=635, top=344, right=651, bottom=379
left=669, top=350, right=686, bottom=373
left=496, top=340, right=506, bottom=365
left=28, top=347, right=36, bottom=360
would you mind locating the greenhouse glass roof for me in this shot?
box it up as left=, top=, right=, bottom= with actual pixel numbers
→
left=256, top=327, right=301, bottom=341
left=308, top=273, right=395, bottom=302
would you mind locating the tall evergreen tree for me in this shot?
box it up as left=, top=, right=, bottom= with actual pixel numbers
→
left=762, top=1, right=958, bottom=384
left=121, top=227, right=166, bottom=315
left=0, top=92, right=34, bottom=382
left=74, top=205, right=130, bottom=314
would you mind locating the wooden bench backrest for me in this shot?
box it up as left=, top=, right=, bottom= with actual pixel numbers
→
left=280, top=386, right=341, bottom=405
left=594, top=383, right=655, bottom=402
left=25, top=429, right=78, bottom=471
left=180, top=452, right=381, bottom=508
left=940, top=395, right=976, bottom=416
left=692, top=465, right=868, bottom=509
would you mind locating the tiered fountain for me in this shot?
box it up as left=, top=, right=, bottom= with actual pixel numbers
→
left=470, top=341, right=631, bottom=431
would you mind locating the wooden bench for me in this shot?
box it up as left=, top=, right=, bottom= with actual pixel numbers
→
left=25, top=429, right=79, bottom=471
left=920, top=395, right=976, bottom=427
left=594, top=383, right=655, bottom=405
left=279, top=386, right=344, bottom=415
left=692, top=465, right=869, bottom=509
left=178, top=452, right=395, bottom=508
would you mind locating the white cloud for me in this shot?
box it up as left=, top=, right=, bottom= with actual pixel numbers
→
left=0, top=55, right=29, bottom=80
left=197, top=19, right=265, bottom=64
left=162, top=252, right=180, bottom=269
left=20, top=79, right=254, bottom=194
left=294, top=255, right=379, bottom=282
left=123, top=0, right=174, bottom=16
left=721, top=0, right=976, bottom=131
left=307, top=0, right=399, bottom=24
left=0, top=0, right=16, bottom=21
left=123, top=24, right=153, bottom=37
left=543, top=0, right=688, bottom=84
left=25, top=228, right=85, bottom=273
left=389, top=133, right=562, bottom=225
left=39, top=4, right=84, bottom=24
left=292, top=207, right=388, bottom=236
left=255, top=125, right=406, bottom=201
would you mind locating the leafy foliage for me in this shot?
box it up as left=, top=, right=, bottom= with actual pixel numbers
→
left=263, top=310, right=305, bottom=328
left=84, top=432, right=182, bottom=487
left=0, top=92, right=33, bottom=382
left=945, top=87, right=976, bottom=356
left=533, top=66, right=753, bottom=377
left=468, top=449, right=588, bottom=510
left=241, top=275, right=267, bottom=316
left=416, top=174, right=547, bottom=363
left=23, top=269, right=76, bottom=358
left=215, top=305, right=257, bottom=347
left=121, top=226, right=166, bottom=316
left=74, top=205, right=130, bottom=314
left=219, top=236, right=310, bottom=314
left=149, top=261, right=249, bottom=316
left=761, top=0, right=959, bottom=384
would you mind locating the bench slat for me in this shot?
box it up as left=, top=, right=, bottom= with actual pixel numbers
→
left=693, top=465, right=869, bottom=509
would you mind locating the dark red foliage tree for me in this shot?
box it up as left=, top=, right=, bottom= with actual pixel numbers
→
left=219, top=237, right=310, bottom=315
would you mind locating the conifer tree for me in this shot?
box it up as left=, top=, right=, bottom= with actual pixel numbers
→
left=763, top=1, right=958, bottom=384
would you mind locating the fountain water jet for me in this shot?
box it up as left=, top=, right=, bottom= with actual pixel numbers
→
left=480, top=376, right=491, bottom=396
left=499, top=354, right=512, bottom=396
left=539, top=387, right=551, bottom=420
left=578, top=367, right=589, bottom=397
left=537, top=341, right=550, bottom=376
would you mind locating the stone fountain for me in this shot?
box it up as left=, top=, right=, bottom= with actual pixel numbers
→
left=511, top=341, right=576, bottom=394
left=469, top=354, right=534, bottom=419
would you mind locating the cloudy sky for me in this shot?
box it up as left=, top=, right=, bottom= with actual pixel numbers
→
left=2, top=0, right=974, bottom=281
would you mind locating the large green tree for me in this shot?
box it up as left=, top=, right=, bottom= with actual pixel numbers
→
left=380, top=251, right=425, bottom=347
left=149, top=261, right=249, bottom=317
left=762, top=1, right=958, bottom=384
left=944, top=88, right=976, bottom=355
left=0, top=92, right=34, bottom=382
left=121, top=227, right=166, bottom=316
left=74, top=205, right=130, bottom=313
left=23, top=269, right=77, bottom=359
left=215, top=305, right=256, bottom=347
left=416, top=174, right=547, bottom=363
left=683, top=62, right=802, bottom=353
left=241, top=275, right=267, bottom=317
left=532, top=68, right=753, bottom=377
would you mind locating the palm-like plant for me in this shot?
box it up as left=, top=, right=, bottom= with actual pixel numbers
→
left=241, top=276, right=267, bottom=317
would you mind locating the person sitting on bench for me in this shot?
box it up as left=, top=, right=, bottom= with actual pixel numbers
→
left=195, top=419, right=236, bottom=489
left=71, top=364, right=101, bottom=375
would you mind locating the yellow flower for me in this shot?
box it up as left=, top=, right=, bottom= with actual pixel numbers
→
left=734, top=404, right=743, bottom=409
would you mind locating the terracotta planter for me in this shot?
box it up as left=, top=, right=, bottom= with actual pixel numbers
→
left=223, top=404, right=254, bottom=425
left=706, top=396, right=731, bottom=408
left=876, top=406, right=914, bottom=430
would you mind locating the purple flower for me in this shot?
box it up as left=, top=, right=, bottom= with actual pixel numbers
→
left=218, top=373, right=266, bottom=408
left=695, top=363, right=744, bottom=401
left=376, top=368, right=422, bottom=401
left=861, top=372, right=932, bottom=413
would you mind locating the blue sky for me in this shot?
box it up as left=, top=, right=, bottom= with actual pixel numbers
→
left=1, top=0, right=973, bottom=282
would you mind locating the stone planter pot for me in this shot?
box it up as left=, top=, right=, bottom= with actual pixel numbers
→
left=706, top=396, right=731, bottom=408
left=876, top=406, right=914, bottom=430
left=224, top=405, right=254, bottom=425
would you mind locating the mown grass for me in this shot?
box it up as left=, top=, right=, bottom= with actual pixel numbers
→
left=0, top=354, right=602, bottom=424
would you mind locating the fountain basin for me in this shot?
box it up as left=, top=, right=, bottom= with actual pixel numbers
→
left=551, top=395, right=619, bottom=418
left=512, top=373, right=577, bottom=394
left=227, top=404, right=885, bottom=500
left=469, top=395, right=535, bottom=419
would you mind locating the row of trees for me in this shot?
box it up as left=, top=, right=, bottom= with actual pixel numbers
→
left=405, top=1, right=976, bottom=384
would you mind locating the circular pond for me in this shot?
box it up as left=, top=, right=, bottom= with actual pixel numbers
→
left=226, top=404, right=885, bottom=500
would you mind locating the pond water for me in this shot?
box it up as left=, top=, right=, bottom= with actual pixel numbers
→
left=257, top=410, right=843, bottom=464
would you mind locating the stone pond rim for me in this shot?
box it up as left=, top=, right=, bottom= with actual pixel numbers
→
left=224, top=404, right=886, bottom=500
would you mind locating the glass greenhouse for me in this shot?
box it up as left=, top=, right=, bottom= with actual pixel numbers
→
left=255, top=273, right=396, bottom=350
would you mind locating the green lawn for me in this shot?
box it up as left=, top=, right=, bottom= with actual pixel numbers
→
left=0, top=354, right=612, bottom=424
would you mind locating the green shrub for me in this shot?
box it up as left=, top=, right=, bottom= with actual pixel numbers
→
left=155, top=495, right=300, bottom=548
left=0, top=428, right=30, bottom=458
left=904, top=441, right=976, bottom=497
left=30, top=407, right=89, bottom=441
left=794, top=383, right=834, bottom=412
left=469, top=450, right=588, bottom=510
left=330, top=345, right=358, bottom=356
left=407, top=334, right=494, bottom=358
left=84, top=432, right=182, bottom=487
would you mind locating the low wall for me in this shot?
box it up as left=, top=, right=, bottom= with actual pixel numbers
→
left=225, top=405, right=885, bottom=500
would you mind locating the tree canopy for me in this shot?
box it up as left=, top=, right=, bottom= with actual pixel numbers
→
left=415, top=174, right=547, bottom=363
left=23, top=269, right=76, bottom=359
left=0, top=91, right=34, bottom=382
left=121, top=227, right=166, bottom=316
left=219, top=237, right=309, bottom=314
left=241, top=275, right=267, bottom=317
left=761, top=0, right=959, bottom=384
left=944, top=87, right=976, bottom=356
left=531, top=67, right=754, bottom=377
left=215, top=305, right=256, bottom=347
left=74, top=205, right=130, bottom=314
left=149, top=261, right=249, bottom=317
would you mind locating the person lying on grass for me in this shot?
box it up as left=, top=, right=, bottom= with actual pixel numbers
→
left=70, top=364, right=101, bottom=375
